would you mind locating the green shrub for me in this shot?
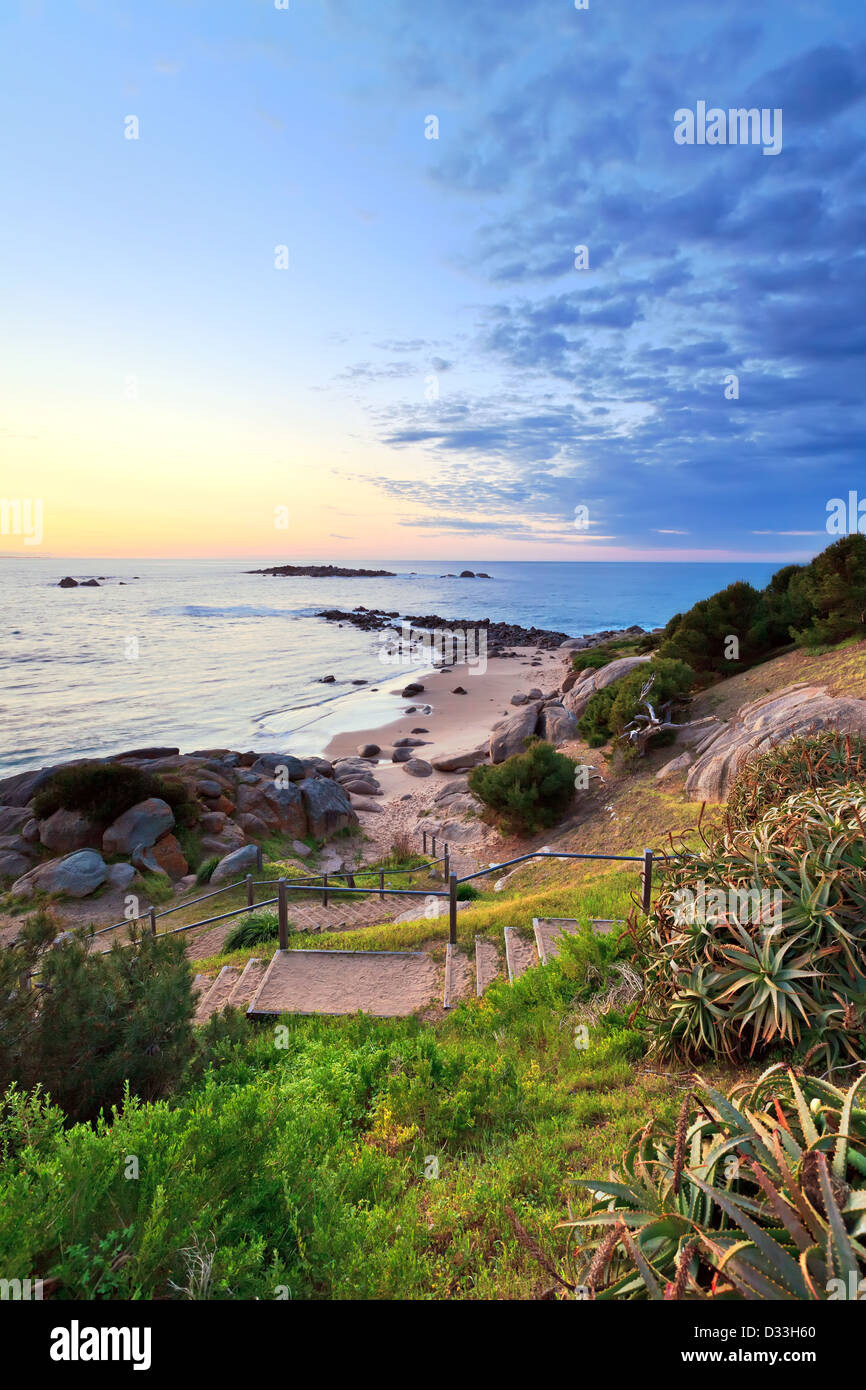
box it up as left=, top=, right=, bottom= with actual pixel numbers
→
left=33, top=761, right=196, bottom=828
left=0, top=916, right=196, bottom=1124
left=566, top=1066, right=866, bottom=1300
left=578, top=658, right=694, bottom=748
left=642, top=784, right=866, bottom=1067
left=571, top=649, right=611, bottom=673
left=455, top=883, right=479, bottom=902
left=657, top=580, right=766, bottom=676
left=135, top=872, right=174, bottom=905
left=727, top=731, right=866, bottom=831
left=223, top=911, right=286, bottom=951
left=196, top=856, right=220, bottom=885
left=468, top=740, right=576, bottom=834
left=790, top=534, right=866, bottom=647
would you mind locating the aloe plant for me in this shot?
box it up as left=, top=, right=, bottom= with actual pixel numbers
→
left=561, top=1065, right=866, bottom=1300
left=644, top=785, right=866, bottom=1066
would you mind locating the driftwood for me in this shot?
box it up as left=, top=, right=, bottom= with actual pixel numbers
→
left=617, top=674, right=696, bottom=757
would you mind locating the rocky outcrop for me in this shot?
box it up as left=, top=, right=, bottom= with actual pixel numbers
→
left=300, top=777, right=355, bottom=839
left=537, top=703, right=578, bottom=744
left=39, top=809, right=100, bottom=854
left=11, top=849, right=108, bottom=899
left=562, top=656, right=651, bottom=720
left=684, top=684, right=866, bottom=802
left=210, top=844, right=259, bottom=885
left=431, top=748, right=488, bottom=772
left=490, top=703, right=542, bottom=764
left=103, top=798, right=175, bottom=856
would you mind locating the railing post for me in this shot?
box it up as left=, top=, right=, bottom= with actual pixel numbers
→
left=246, top=873, right=254, bottom=908
left=641, top=848, right=653, bottom=914
left=422, top=830, right=428, bottom=855
left=322, top=873, right=329, bottom=907
left=432, top=835, right=437, bottom=858
left=149, top=906, right=157, bottom=937
left=379, top=869, right=385, bottom=902
left=448, top=873, right=457, bottom=946
left=443, top=843, right=450, bottom=882
left=278, top=878, right=289, bottom=950
left=346, top=872, right=356, bottom=889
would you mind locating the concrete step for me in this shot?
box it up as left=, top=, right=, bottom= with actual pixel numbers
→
left=247, top=948, right=437, bottom=1018
left=532, top=917, right=581, bottom=964
left=194, top=965, right=241, bottom=1023
left=442, top=944, right=474, bottom=1009
left=227, top=956, right=268, bottom=1010
left=503, top=926, right=539, bottom=983
left=474, top=936, right=504, bottom=996
left=191, top=972, right=211, bottom=1000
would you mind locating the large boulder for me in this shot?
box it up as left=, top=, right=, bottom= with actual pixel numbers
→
left=685, top=684, right=866, bottom=803
left=235, top=780, right=306, bottom=837
left=431, top=748, right=488, bottom=772
left=39, top=808, right=101, bottom=854
left=11, top=849, right=108, bottom=899
left=151, top=833, right=189, bottom=880
left=248, top=753, right=306, bottom=781
left=403, top=758, right=433, bottom=777
left=103, top=798, right=174, bottom=856
left=0, top=763, right=67, bottom=807
left=299, top=777, right=357, bottom=839
left=562, top=656, right=651, bottom=721
left=0, top=851, right=33, bottom=880
left=537, top=703, right=578, bottom=745
left=490, top=702, right=542, bottom=764
left=0, top=806, right=29, bottom=835
left=210, top=843, right=260, bottom=885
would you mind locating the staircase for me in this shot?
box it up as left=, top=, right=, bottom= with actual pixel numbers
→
left=192, top=917, right=622, bottom=1022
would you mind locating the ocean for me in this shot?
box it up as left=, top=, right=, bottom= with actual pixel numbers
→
left=0, top=557, right=781, bottom=779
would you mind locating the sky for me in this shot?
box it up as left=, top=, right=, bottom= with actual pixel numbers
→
left=1, top=0, right=865, bottom=561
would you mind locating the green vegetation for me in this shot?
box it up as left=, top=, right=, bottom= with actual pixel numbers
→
left=643, top=784, right=866, bottom=1069
left=469, top=740, right=577, bottom=834
left=0, top=915, right=196, bottom=1125
left=658, top=535, right=866, bottom=677
left=578, top=657, right=694, bottom=749
left=135, top=871, right=174, bottom=905
left=571, top=648, right=611, bottom=673
left=33, top=761, right=197, bottom=828
left=223, top=910, right=289, bottom=951
left=727, top=730, right=866, bottom=831
left=195, top=855, right=220, bottom=885
left=567, top=1066, right=866, bottom=1300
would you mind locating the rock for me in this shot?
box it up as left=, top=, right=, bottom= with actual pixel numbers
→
left=394, top=737, right=427, bottom=748
left=196, top=779, right=223, bottom=799
left=357, top=744, right=381, bottom=757
left=103, top=798, right=175, bottom=856
left=105, top=862, right=136, bottom=890
left=151, top=833, right=189, bottom=880
left=459, top=570, right=475, bottom=578
left=351, top=679, right=367, bottom=685
left=175, top=874, right=197, bottom=894
left=291, top=839, right=312, bottom=857
left=451, top=686, right=467, bottom=695
left=39, top=808, right=101, bottom=854
left=11, top=849, right=108, bottom=899
left=320, top=674, right=336, bottom=683
left=131, top=845, right=167, bottom=877
left=511, top=693, right=533, bottom=706
left=685, top=684, right=866, bottom=802
left=0, top=763, right=68, bottom=807
left=410, top=728, right=428, bottom=734
left=236, top=780, right=306, bottom=837
left=434, top=777, right=469, bottom=801
left=559, top=638, right=589, bottom=650
left=113, top=746, right=180, bottom=761
left=237, top=812, right=269, bottom=838
left=489, top=702, right=542, bottom=764
left=563, top=656, right=651, bottom=720
left=299, top=777, right=357, bottom=839
left=200, top=822, right=247, bottom=854
left=656, top=751, right=694, bottom=781
left=537, top=704, right=578, bottom=745
left=199, top=811, right=226, bottom=833
left=342, top=780, right=382, bottom=796
left=299, top=757, right=334, bottom=779
left=210, top=844, right=260, bottom=886
left=58, top=576, right=79, bottom=587
left=404, top=759, right=433, bottom=777
left=249, top=754, right=306, bottom=781
left=21, top=818, right=40, bottom=844
left=431, top=748, right=488, bottom=772
left=391, top=748, right=414, bottom=763
left=528, top=687, right=543, bottom=699
left=401, top=683, right=425, bottom=697
left=349, top=795, right=385, bottom=813
left=0, top=806, right=29, bottom=835
left=80, top=579, right=100, bottom=587
left=0, top=851, right=33, bottom=880
left=0, top=833, right=31, bottom=855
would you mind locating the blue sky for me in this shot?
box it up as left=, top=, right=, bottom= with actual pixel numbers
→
left=1, top=0, right=865, bottom=559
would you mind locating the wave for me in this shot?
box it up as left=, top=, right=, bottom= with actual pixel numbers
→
left=150, top=604, right=306, bottom=619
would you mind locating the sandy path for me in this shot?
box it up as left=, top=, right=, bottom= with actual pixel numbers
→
left=248, top=948, right=438, bottom=1017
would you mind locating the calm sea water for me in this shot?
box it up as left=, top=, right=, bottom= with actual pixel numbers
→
left=0, top=557, right=780, bottom=778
